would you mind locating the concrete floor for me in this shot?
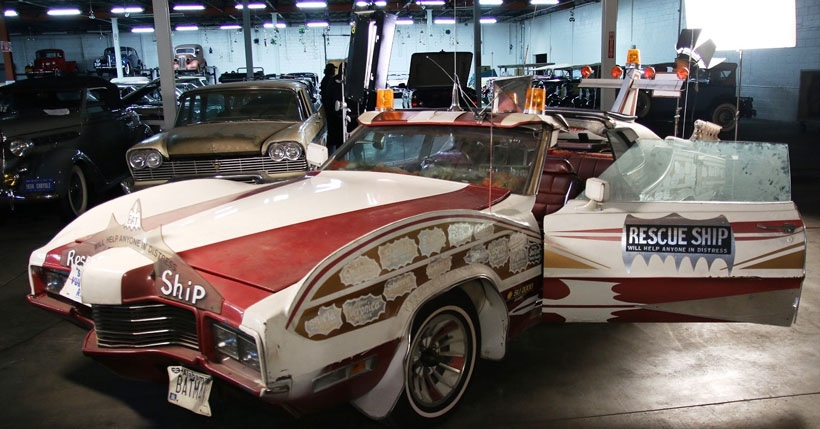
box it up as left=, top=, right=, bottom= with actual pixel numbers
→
left=1, top=120, right=818, bottom=428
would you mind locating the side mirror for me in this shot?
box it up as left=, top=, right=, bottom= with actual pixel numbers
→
left=580, top=178, right=609, bottom=211
left=306, top=143, right=328, bottom=168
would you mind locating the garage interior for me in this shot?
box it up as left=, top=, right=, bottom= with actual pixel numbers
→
left=1, top=0, right=819, bottom=427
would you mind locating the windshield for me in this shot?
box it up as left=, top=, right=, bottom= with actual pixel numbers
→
left=325, top=125, right=544, bottom=194
left=38, top=51, right=60, bottom=59
left=104, top=48, right=128, bottom=55
left=176, top=48, right=196, bottom=55
left=0, top=89, right=82, bottom=119
left=583, top=138, right=791, bottom=202
left=176, top=89, right=301, bottom=125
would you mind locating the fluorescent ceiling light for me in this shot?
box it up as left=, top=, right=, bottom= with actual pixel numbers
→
left=434, top=18, right=455, bottom=24
left=173, top=4, right=206, bottom=11
left=417, top=0, right=445, bottom=5
left=357, top=0, right=386, bottom=5
left=479, top=0, right=503, bottom=5
left=175, top=25, right=199, bottom=31
left=220, top=24, right=242, bottom=29
left=4, top=10, right=17, bottom=17
left=396, top=18, right=414, bottom=25
left=131, top=27, right=154, bottom=33
left=295, top=1, right=327, bottom=8
left=480, top=17, right=497, bottom=24
left=47, top=8, right=82, bottom=16
left=235, top=3, right=266, bottom=9
left=306, top=21, right=329, bottom=27
left=529, top=0, right=559, bottom=4
left=685, top=0, right=795, bottom=50
left=374, top=1, right=387, bottom=6
left=111, top=6, right=144, bottom=13
left=264, top=22, right=286, bottom=28
left=355, top=1, right=367, bottom=5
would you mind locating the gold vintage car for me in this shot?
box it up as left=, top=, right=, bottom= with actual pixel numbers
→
left=124, top=80, right=325, bottom=190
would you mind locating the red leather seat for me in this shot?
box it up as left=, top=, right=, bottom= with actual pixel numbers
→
left=566, top=155, right=614, bottom=182
left=532, top=157, right=581, bottom=221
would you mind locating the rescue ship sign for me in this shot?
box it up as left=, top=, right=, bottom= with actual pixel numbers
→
left=622, top=213, right=734, bottom=273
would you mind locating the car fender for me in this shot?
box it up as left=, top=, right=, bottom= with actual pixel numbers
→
left=352, top=266, right=508, bottom=419
left=26, top=148, right=96, bottom=195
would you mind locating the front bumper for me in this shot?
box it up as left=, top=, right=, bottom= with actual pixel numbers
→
left=128, top=170, right=306, bottom=191
left=1, top=185, right=60, bottom=210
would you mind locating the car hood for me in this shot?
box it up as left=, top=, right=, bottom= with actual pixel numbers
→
left=39, top=172, right=509, bottom=311
left=0, top=114, right=82, bottom=138
left=162, top=121, right=296, bottom=156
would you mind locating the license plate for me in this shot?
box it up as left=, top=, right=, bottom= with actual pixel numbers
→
left=167, top=366, right=213, bottom=417
left=23, top=178, right=55, bottom=193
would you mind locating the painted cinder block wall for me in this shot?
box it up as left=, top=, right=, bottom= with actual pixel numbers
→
left=10, top=0, right=818, bottom=121
left=519, top=0, right=820, bottom=122
left=9, top=21, right=520, bottom=84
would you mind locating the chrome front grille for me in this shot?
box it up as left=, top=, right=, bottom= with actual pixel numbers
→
left=92, top=302, right=198, bottom=349
left=132, top=155, right=307, bottom=182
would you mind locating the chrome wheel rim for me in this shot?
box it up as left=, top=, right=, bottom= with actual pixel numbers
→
left=407, top=312, right=468, bottom=410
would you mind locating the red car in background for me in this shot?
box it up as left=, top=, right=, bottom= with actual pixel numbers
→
left=25, top=49, right=77, bottom=77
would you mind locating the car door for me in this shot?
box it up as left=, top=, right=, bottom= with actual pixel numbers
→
left=299, top=89, right=325, bottom=144
left=541, top=138, right=805, bottom=326
left=82, top=87, right=133, bottom=180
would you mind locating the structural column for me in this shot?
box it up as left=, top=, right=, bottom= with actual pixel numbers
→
left=112, top=18, right=124, bottom=79
left=0, top=0, right=15, bottom=82
left=600, top=0, right=618, bottom=110
left=152, top=0, right=177, bottom=130
left=473, top=0, right=482, bottom=108
left=242, top=0, right=253, bottom=80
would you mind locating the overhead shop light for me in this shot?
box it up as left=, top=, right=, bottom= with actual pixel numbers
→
left=395, top=18, right=414, bottom=25
left=480, top=17, right=497, bottom=24
left=112, top=6, right=144, bottom=13
left=417, top=0, right=445, bottom=5
left=295, top=1, right=327, bottom=9
left=132, top=27, right=155, bottom=33
left=263, top=22, right=287, bottom=28
left=47, top=8, right=82, bottom=16
left=173, top=4, right=206, bottom=11
left=4, top=9, right=17, bottom=17
left=479, top=0, right=503, bottom=5
left=235, top=3, right=266, bottom=9
left=306, top=21, right=329, bottom=27
left=220, top=24, right=242, bottom=29
left=530, top=0, right=559, bottom=4
left=433, top=18, right=455, bottom=24
left=356, top=1, right=387, bottom=6
left=175, top=25, right=199, bottom=31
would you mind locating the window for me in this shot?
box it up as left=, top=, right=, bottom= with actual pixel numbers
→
left=580, top=138, right=792, bottom=202
left=176, top=89, right=301, bottom=125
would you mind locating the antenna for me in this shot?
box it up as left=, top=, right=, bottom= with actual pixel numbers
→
left=424, top=55, right=479, bottom=111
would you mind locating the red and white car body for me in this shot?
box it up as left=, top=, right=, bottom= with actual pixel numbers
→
left=27, top=110, right=806, bottom=419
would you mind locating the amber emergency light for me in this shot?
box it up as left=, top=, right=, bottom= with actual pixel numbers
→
left=525, top=87, right=546, bottom=114
left=375, top=89, right=394, bottom=111
left=580, top=65, right=593, bottom=78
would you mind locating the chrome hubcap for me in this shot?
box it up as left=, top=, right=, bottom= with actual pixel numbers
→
left=408, top=313, right=468, bottom=409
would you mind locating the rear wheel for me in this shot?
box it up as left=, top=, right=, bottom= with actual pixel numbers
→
left=711, top=102, right=737, bottom=133
left=397, top=293, right=478, bottom=420
left=59, top=165, right=88, bottom=220
left=124, top=63, right=132, bottom=76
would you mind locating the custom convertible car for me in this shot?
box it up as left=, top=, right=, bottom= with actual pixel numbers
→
left=27, top=108, right=805, bottom=420
left=124, top=80, right=324, bottom=191
left=1, top=76, right=152, bottom=219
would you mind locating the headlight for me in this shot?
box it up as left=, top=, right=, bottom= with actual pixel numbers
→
left=284, top=142, right=303, bottom=161
left=145, top=151, right=163, bottom=168
left=9, top=139, right=33, bottom=157
left=267, top=143, right=286, bottom=162
left=211, top=322, right=261, bottom=371
left=43, top=269, right=69, bottom=294
left=128, top=152, right=146, bottom=169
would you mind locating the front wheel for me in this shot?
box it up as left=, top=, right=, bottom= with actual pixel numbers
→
left=123, top=63, right=132, bottom=76
left=401, top=295, right=478, bottom=420
left=59, top=165, right=89, bottom=220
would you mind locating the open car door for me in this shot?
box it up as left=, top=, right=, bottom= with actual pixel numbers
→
left=542, top=138, right=805, bottom=326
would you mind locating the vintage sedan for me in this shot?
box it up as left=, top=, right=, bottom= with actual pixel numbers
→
left=124, top=80, right=324, bottom=191
left=173, top=44, right=208, bottom=74
left=0, top=76, right=152, bottom=219
left=27, top=109, right=805, bottom=420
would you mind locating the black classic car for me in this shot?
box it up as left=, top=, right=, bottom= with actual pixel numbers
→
left=94, top=46, right=143, bottom=77
left=402, top=51, right=478, bottom=108
left=0, top=77, right=152, bottom=219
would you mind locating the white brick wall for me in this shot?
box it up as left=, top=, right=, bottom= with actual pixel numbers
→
left=9, top=0, right=818, bottom=121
